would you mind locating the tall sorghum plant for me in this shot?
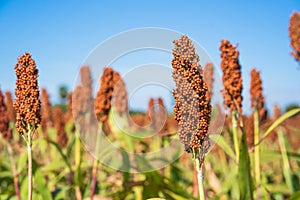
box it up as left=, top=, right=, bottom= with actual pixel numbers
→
left=92, top=67, right=122, bottom=199
left=172, top=35, right=212, bottom=200
left=13, top=52, right=41, bottom=200
left=250, top=68, right=266, bottom=194
left=220, top=39, right=243, bottom=160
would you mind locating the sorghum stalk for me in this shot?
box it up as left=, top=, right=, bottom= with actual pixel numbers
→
left=253, top=109, right=260, bottom=187
left=91, top=67, right=122, bottom=199
left=250, top=68, right=266, bottom=189
left=219, top=39, right=243, bottom=161
left=14, top=52, right=41, bottom=200
left=172, top=35, right=212, bottom=200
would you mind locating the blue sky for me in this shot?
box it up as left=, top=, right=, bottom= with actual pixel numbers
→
left=0, top=1, right=299, bottom=114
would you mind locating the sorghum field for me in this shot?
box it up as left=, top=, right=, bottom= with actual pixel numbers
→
left=0, top=8, right=300, bottom=200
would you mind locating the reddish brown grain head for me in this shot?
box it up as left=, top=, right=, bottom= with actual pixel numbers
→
left=72, top=85, right=83, bottom=121
left=220, top=40, right=243, bottom=114
left=203, top=62, right=214, bottom=103
left=41, top=88, right=53, bottom=132
left=80, top=66, right=93, bottom=113
left=250, top=69, right=267, bottom=121
left=5, top=91, right=15, bottom=122
left=53, top=107, right=68, bottom=147
left=157, top=97, right=168, bottom=135
left=13, top=52, right=41, bottom=135
left=273, top=104, right=282, bottom=120
left=112, top=75, right=128, bottom=115
left=289, top=11, right=300, bottom=63
left=0, top=90, right=12, bottom=140
left=65, top=92, right=73, bottom=122
left=245, top=115, right=254, bottom=146
left=94, top=67, right=121, bottom=122
left=172, top=35, right=212, bottom=152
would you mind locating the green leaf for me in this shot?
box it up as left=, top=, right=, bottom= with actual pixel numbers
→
left=238, top=130, right=254, bottom=200
left=210, top=134, right=236, bottom=161
left=258, top=108, right=300, bottom=145
left=17, top=151, right=28, bottom=173
left=289, top=190, right=300, bottom=200
left=278, top=128, right=294, bottom=193
left=34, top=170, right=52, bottom=200
left=0, top=170, right=13, bottom=179
left=46, top=139, right=72, bottom=172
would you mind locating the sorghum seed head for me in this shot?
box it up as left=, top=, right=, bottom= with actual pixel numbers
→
left=203, top=62, right=214, bottom=103
left=0, top=90, right=12, bottom=140
left=172, top=35, right=212, bottom=152
left=13, top=52, right=41, bottom=135
left=289, top=11, right=300, bottom=63
left=5, top=91, right=15, bottom=122
left=250, top=69, right=267, bottom=121
left=220, top=40, right=243, bottom=114
left=273, top=104, right=282, bottom=120
left=53, top=107, right=68, bottom=147
left=41, top=88, right=53, bottom=132
left=94, top=67, right=121, bottom=122
left=112, top=75, right=128, bottom=115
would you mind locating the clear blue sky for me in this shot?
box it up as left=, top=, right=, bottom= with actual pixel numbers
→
left=0, top=1, right=299, bottom=114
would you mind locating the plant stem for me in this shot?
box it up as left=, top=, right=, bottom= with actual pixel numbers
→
left=253, top=110, right=260, bottom=187
left=89, top=158, right=98, bottom=200
left=27, top=131, right=33, bottom=200
left=90, top=125, right=102, bottom=200
left=7, top=143, right=21, bottom=200
left=193, top=148, right=205, bottom=200
left=232, top=111, right=239, bottom=162
left=75, top=133, right=82, bottom=200
left=195, top=155, right=205, bottom=200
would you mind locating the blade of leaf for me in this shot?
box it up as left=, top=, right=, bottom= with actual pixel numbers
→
left=210, top=134, right=236, bottom=161
left=257, top=108, right=300, bottom=145
left=238, top=129, right=254, bottom=200
left=289, top=190, right=300, bottom=200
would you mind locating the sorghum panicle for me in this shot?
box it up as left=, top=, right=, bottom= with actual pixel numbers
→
left=0, top=90, right=12, bottom=140
left=112, top=75, right=128, bottom=115
left=80, top=66, right=93, bottom=113
left=94, top=67, right=120, bottom=122
left=41, top=88, right=53, bottom=132
left=157, top=97, right=168, bottom=135
left=220, top=40, right=243, bottom=113
left=14, top=52, right=41, bottom=135
left=203, top=62, right=214, bottom=103
left=172, top=35, right=212, bottom=152
left=5, top=91, right=15, bottom=122
left=273, top=104, right=282, bottom=120
left=53, top=107, right=68, bottom=147
left=146, top=98, right=156, bottom=127
left=73, top=85, right=84, bottom=122
left=289, top=11, right=300, bottom=63
left=250, top=69, right=267, bottom=121
left=65, top=92, right=73, bottom=122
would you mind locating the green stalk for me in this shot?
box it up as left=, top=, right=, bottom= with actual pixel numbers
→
left=278, top=127, right=294, bottom=193
left=27, top=129, right=33, bottom=200
left=75, top=133, right=82, bottom=200
left=89, top=124, right=102, bottom=200
left=193, top=148, right=205, bottom=200
left=253, top=109, right=260, bottom=187
left=232, top=111, right=239, bottom=162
